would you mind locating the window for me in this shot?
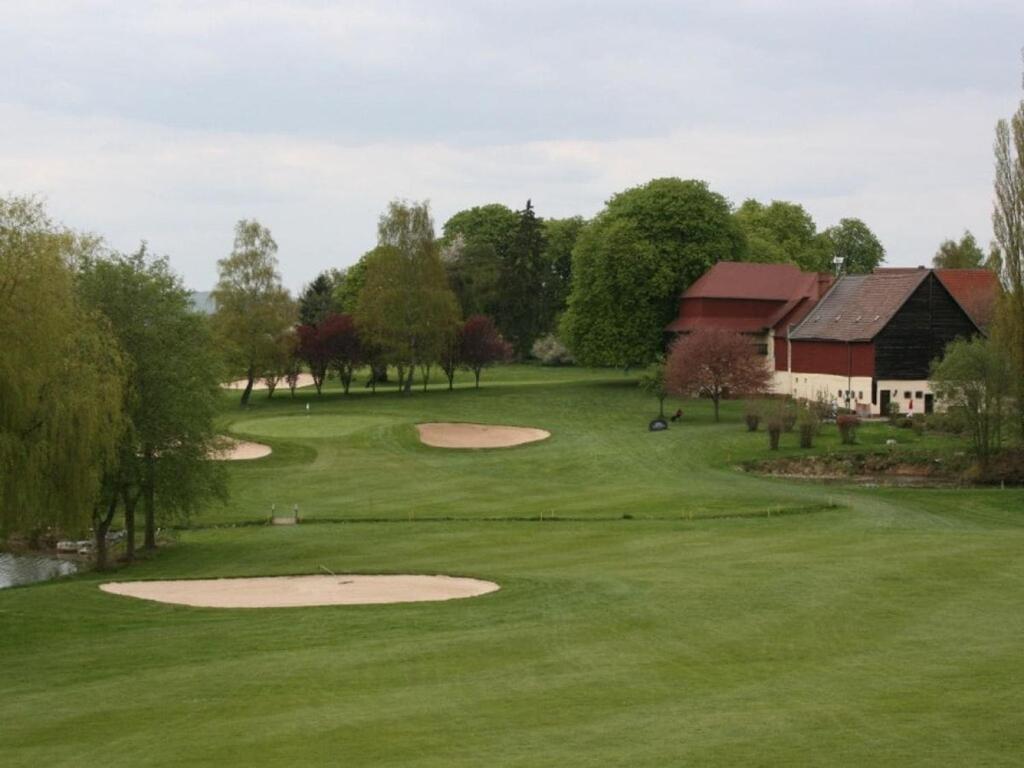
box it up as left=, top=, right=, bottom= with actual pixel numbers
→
left=754, top=343, right=768, bottom=356
left=915, top=391, right=923, bottom=399
left=858, top=391, right=863, bottom=400
left=903, top=391, right=912, bottom=399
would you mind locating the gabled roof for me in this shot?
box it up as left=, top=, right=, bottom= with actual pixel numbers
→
left=790, top=270, right=930, bottom=342
left=683, top=261, right=817, bottom=301
left=935, top=269, right=999, bottom=328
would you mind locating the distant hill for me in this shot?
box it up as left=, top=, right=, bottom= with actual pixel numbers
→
left=189, top=291, right=216, bottom=315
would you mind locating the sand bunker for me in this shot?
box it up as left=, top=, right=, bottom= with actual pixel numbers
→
left=416, top=422, right=550, bottom=449
left=222, top=373, right=316, bottom=391
left=209, top=438, right=272, bottom=461
left=100, top=574, right=499, bottom=608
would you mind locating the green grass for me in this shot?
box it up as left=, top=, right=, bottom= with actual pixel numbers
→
left=2, top=365, right=1023, bottom=766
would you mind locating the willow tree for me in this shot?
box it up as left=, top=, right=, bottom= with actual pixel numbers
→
left=992, top=57, right=1024, bottom=441
left=0, top=196, right=126, bottom=542
left=77, top=246, right=226, bottom=559
left=355, top=201, right=460, bottom=393
left=212, top=220, right=296, bottom=405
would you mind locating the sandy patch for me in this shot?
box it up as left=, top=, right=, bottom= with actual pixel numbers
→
left=100, top=574, right=499, bottom=608
left=209, top=438, right=272, bottom=461
left=222, top=373, right=316, bottom=391
left=416, top=422, right=550, bottom=449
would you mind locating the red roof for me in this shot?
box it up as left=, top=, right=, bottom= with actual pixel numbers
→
left=935, top=269, right=999, bottom=328
left=667, top=262, right=832, bottom=334
left=684, top=261, right=817, bottom=301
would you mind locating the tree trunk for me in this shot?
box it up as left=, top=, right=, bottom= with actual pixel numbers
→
left=474, top=368, right=481, bottom=388
left=713, top=397, right=720, bottom=422
left=122, top=489, right=138, bottom=563
left=143, top=447, right=157, bottom=551
left=240, top=367, right=255, bottom=406
left=93, top=495, right=118, bottom=572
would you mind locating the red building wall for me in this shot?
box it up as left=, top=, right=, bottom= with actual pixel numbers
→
left=790, top=341, right=875, bottom=377
left=677, top=297, right=783, bottom=321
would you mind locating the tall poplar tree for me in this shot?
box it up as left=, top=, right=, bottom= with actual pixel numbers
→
left=992, top=57, right=1024, bottom=440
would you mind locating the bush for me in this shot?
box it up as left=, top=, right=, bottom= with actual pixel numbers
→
left=837, top=414, right=860, bottom=445
left=886, top=402, right=902, bottom=426
left=744, top=400, right=761, bottom=432
left=782, top=405, right=797, bottom=433
left=531, top=334, right=574, bottom=366
left=797, top=406, right=820, bottom=449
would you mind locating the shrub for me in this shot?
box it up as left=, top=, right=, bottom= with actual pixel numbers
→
left=837, top=414, right=860, bottom=445
left=797, top=406, right=820, bottom=449
left=782, top=401, right=797, bottom=433
left=744, top=400, right=761, bottom=432
left=886, top=401, right=902, bottom=426
left=531, top=334, right=574, bottom=366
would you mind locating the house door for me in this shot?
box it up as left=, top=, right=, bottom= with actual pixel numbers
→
left=879, top=389, right=891, bottom=416
left=924, top=394, right=934, bottom=414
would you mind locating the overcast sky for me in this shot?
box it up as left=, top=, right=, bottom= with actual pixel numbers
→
left=2, top=1, right=1022, bottom=291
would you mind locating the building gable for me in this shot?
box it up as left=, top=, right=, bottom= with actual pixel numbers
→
left=874, top=272, right=979, bottom=380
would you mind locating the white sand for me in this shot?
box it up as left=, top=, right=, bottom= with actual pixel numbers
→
left=416, top=422, right=550, bottom=449
left=222, top=373, right=316, bottom=391
left=209, top=438, right=272, bottom=461
left=100, top=574, right=499, bottom=608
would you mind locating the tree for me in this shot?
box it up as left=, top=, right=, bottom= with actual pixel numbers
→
left=931, top=337, right=1012, bottom=466
left=498, top=200, right=547, bottom=357
left=296, top=322, right=330, bottom=394
left=322, top=313, right=362, bottom=394
left=441, top=236, right=501, bottom=319
left=332, top=259, right=368, bottom=314
left=0, top=196, right=127, bottom=544
left=212, top=219, right=296, bottom=406
left=992, top=58, right=1024, bottom=442
left=460, top=315, right=512, bottom=387
left=561, top=218, right=665, bottom=368
left=539, top=216, right=585, bottom=332
left=562, top=178, right=745, bottom=367
left=822, top=218, right=886, bottom=274
left=665, top=328, right=771, bottom=422
left=442, top=203, right=519, bottom=258
left=734, top=199, right=829, bottom=270
left=298, top=271, right=340, bottom=325
left=440, top=330, right=461, bottom=390
left=639, top=358, right=669, bottom=419
left=933, top=231, right=986, bottom=269
left=77, top=245, right=226, bottom=559
left=355, top=201, right=461, bottom=394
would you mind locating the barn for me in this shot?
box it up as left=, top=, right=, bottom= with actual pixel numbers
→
left=784, top=268, right=980, bottom=414
left=668, top=263, right=990, bottom=416
left=664, top=261, right=833, bottom=375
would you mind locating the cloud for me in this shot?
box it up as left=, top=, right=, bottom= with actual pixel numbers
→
left=1, top=2, right=1021, bottom=289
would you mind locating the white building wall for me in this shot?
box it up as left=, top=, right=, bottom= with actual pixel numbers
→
left=877, top=380, right=934, bottom=416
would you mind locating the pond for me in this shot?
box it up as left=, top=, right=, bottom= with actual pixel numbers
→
left=0, top=553, right=78, bottom=589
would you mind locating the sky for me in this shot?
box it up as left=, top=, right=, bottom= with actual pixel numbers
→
left=2, top=1, right=1023, bottom=292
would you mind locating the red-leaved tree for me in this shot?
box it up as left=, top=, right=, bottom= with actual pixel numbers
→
left=321, top=313, right=362, bottom=394
left=460, top=315, right=512, bottom=388
left=296, top=322, right=329, bottom=394
left=665, top=328, right=771, bottom=421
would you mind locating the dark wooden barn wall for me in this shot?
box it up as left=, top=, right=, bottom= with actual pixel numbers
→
left=874, top=273, right=978, bottom=379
